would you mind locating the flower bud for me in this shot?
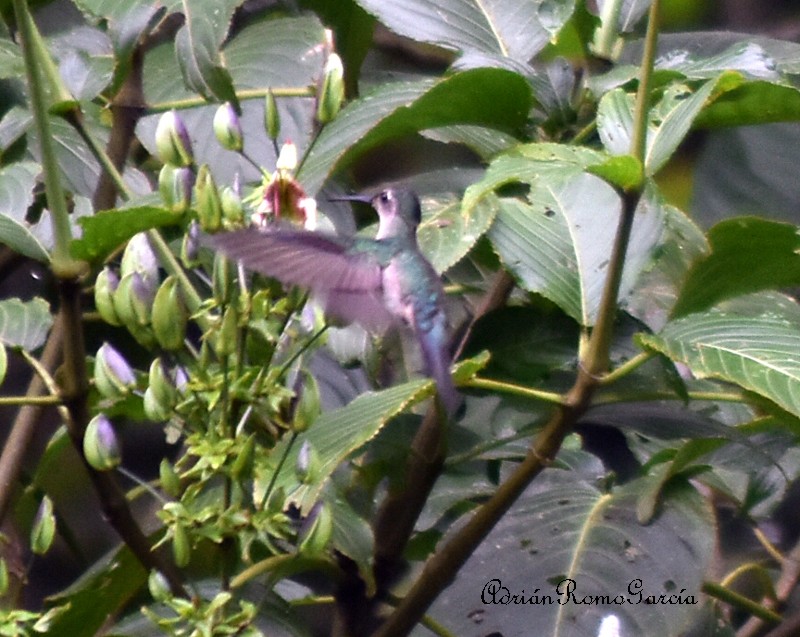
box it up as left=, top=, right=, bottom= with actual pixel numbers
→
left=94, top=342, right=136, bottom=399
left=181, top=221, right=201, bottom=267
left=30, top=496, right=56, bottom=555
left=265, top=90, right=280, bottom=141
left=316, top=53, right=344, bottom=124
left=121, top=233, right=158, bottom=282
left=298, top=502, right=332, bottom=556
left=83, top=414, right=122, bottom=471
left=292, top=371, right=320, bottom=433
left=215, top=305, right=238, bottom=357
left=144, top=385, right=169, bottom=422
left=276, top=141, right=297, bottom=173
left=194, top=164, right=223, bottom=232
left=152, top=276, right=188, bottom=351
left=295, top=439, right=319, bottom=484
left=220, top=186, right=244, bottom=226
left=155, top=110, right=193, bottom=167
left=212, top=253, right=232, bottom=304
left=150, top=358, right=178, bottom=408
left=159, top=164, right=194, bottom=214
left=230, top=434, right=256, bottom=480
left=148, top=570, right=172, bottom=602
left=113, top=271, right=156, bottom=329
left=94, top=267, right=122, bottom=326
left=213, top=102, right=243, bottom=152
left=159, top=459, right=181, bottom=498
left=172, top=522, right=190, bottom=567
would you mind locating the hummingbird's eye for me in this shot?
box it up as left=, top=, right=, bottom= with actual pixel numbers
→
left=380, top=190, right=393, bottom=203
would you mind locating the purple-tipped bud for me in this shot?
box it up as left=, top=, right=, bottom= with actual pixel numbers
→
left=298, top=501, right=332, bottom=556
left=220, top=186, right=244, bottom=225
left=83, top=414, right=122, bottom=471
left=95, top=267, right=122, bottom=326
left=155, top=110, right=193, bottom=167
left=94, top=342, right=136, bottom=398
left=159, top=165, right=194, bottom=214
left=181, top=221, right=201, bottom=267
left=121, top=233, right=159, bottom=282
left=213, top=102, right=243, bottom=152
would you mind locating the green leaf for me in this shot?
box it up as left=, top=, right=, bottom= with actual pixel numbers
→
left=486, top=172, right=663, bottom=326
left=71, top=206, right=182, bottom=262
left=640, top=293, right=800, bottom=419
left=586, top=154, right=643, bottom=191
left=44, top=545, right=147, bottom=637
left=73, top=0, right=181, bottom=23
left=695, top=81, right=800, bottom=129
left=418, top=192, right=499, bottom=273
left=597, top=76, right=722, bottom=174
left=353, top=0, right=574, bottom=61
left=298, top=68, right=531, bottom=195
left=428, top=453, right=714, bottom=637
left=0, top=298, right=54, bottom=351
left=174, top=0, right=240, bottom=105
left=264, top=379, right=430, bottom=514
left=0, top=162, right=50, bottom=262
left=328, top=487, right=375, bottom=594
left=673, top=217, right=800, bottom=318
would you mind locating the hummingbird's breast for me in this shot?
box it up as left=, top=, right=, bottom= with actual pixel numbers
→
left=380, top=250, right=445, bottom=330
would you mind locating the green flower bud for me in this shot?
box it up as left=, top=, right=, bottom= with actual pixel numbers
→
left=83, top=414, right=122, bottom=471
left=316, top=53, right=344, bottom=124
left=120, top=233, right=158, bottom=282
left=172, top=522, right=190, bottom=567
left=212, top=253, right=232, bottom=304
left=147, top=570, right=172, bottom=602
left=215, top=305, right=238, bottom=357
left=194, top=164, right=223, bottom=232
left=230, top=434, right=256, bottom=480
left=298, top=502, right=332, bottom=556
left=152, top=276, right=188, bottom=351
left=144, top=385, right=170, bottom=422
left=265, top=90, right=280, bottom=141
left=148, top=358, right=178, bottom=412
left=94, top=267, right=122, bottom=326
left=113, top=272, right=156, bottom=329
left=155, top=110, right=193, bottom=167
left=220, top=186, right=244, bottom=226
left=292, top=371, right=320, bottom=433
left=213, top=102, right=243, bottom=152
left=159, top=459, right=181, bottom=498
left=94, top=342, right=136, bottom=399
left=30, top=496, right=56, bottom=555
left=159, top=164, right=194, bottom=214
left=0, top=558, right=8, bottom=597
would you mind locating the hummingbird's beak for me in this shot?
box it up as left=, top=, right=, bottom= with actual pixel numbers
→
left=328, top=193, right=373, bottom=204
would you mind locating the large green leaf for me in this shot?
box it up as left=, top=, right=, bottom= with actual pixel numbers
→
left=353, top=0, right=574, bottom=62
left=695, top=81, right=800, bottom=129
left=0, top=161, right=50, bottom=262
left=428, top=451, right=714, bottom=637
left=297, top=67, right=531, bottom=195
left=174, top=0, right=240, bottom=105
left=73, top=0, right=182, bottom=23
left=483, top=167, right=663, bottom=326
left=673, top=217, right=800, bottom=318
left=0, top=298, right=54, bottom=351
left=263, top=379, right=430, bottom=514
left=639, top=293, right=800, bottom=419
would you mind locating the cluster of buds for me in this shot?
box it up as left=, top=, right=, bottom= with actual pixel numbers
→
left=94, top=233, right=190, bottom=350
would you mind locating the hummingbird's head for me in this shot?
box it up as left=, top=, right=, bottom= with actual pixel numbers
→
left=371, top=188, right=421, bottom=226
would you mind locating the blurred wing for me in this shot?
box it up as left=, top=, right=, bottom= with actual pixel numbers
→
left=210, top=227, right=394, bottom=330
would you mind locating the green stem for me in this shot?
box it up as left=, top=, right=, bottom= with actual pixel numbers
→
left=0, top=395, right=62, bottom=407
left=703, top=581, right=782, bottom=624
left=593, top=0, right=624, bottom=59
left=600, top=351, right=654, bottom=384
left=465, top=377, right=564, bottom=404
left=12, top=0, right=81, bottom=277
left=150, top=87, right=316, bottom=114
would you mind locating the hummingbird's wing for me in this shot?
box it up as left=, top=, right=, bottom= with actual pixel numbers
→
left=211, top=227, right=395, bottom=331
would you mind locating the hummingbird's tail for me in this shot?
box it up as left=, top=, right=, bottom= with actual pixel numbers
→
left=418, top=322, right=461, bottom=417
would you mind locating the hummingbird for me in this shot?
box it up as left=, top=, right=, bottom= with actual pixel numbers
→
left=210, top=187, right=461, bottom=415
